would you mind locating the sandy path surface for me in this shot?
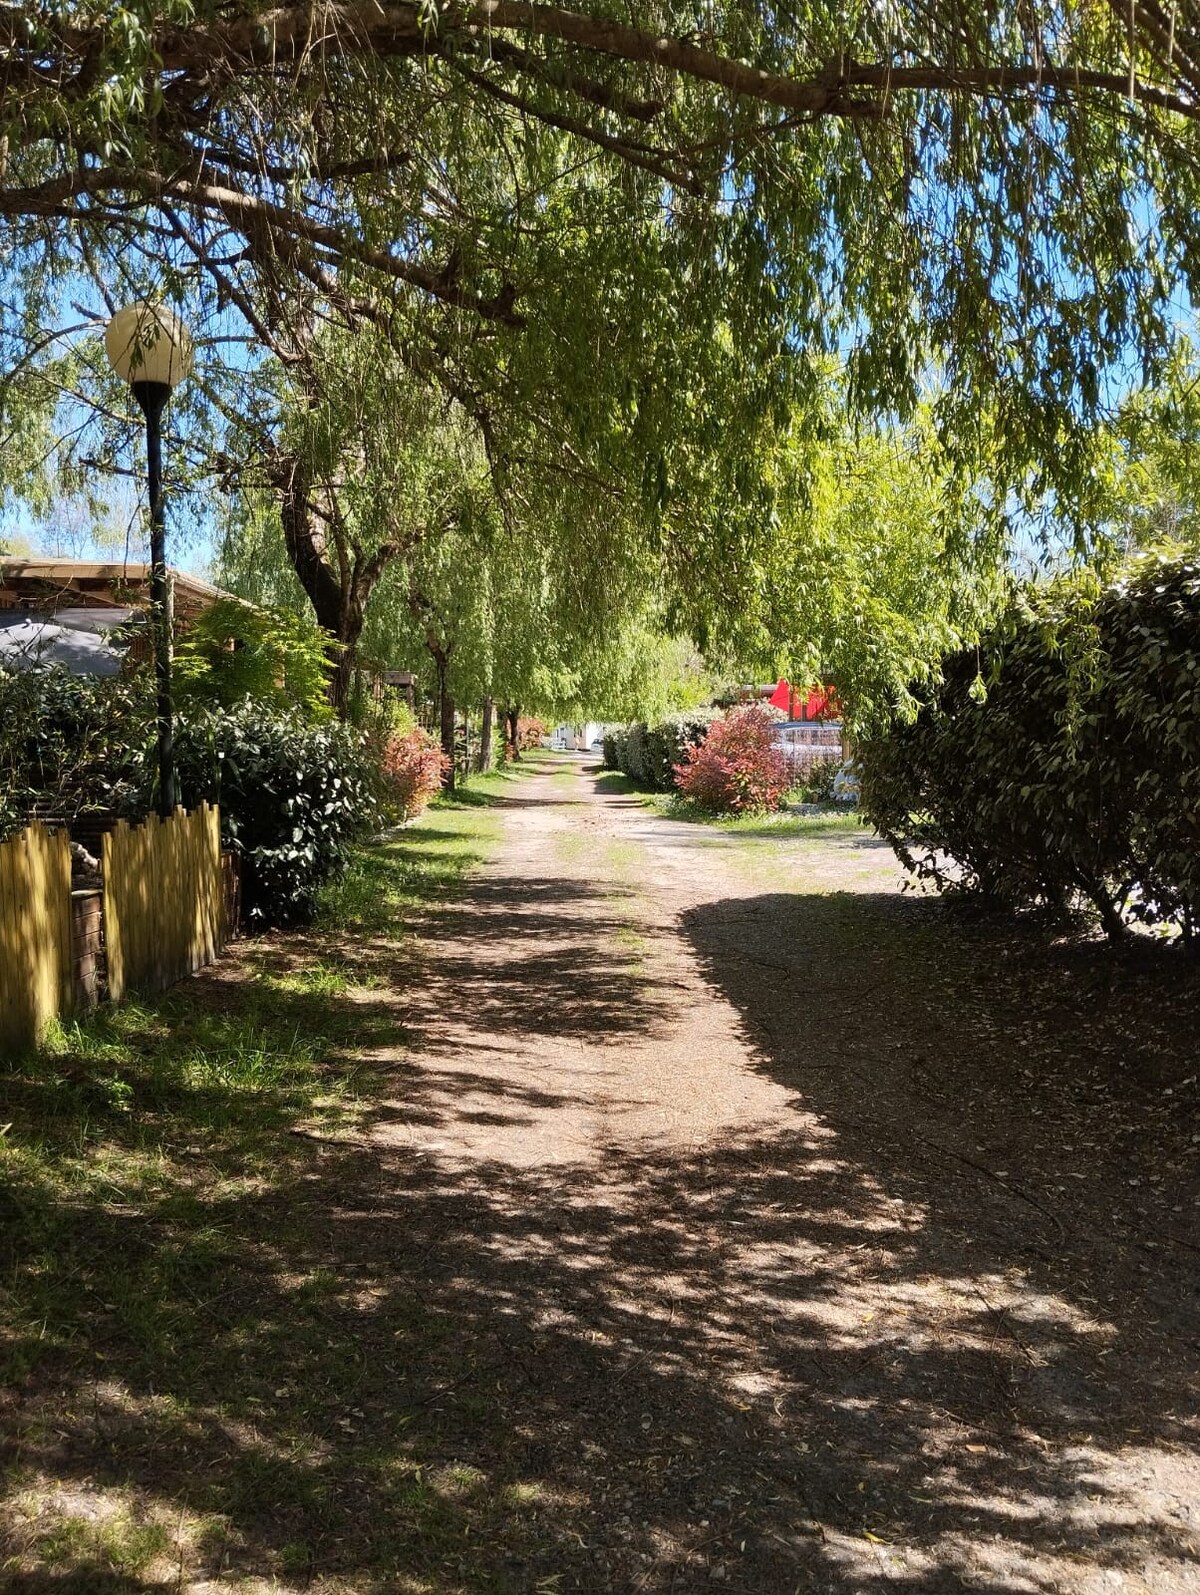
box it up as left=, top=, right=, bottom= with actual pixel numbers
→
left=348, top=754, right=1200, bottom=1594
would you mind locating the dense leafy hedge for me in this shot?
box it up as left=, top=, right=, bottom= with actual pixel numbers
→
left=1, top=663, right=382, bottom=930
left=859, top=550, right=1200, bottom=941
left=175, top=702, right=379, bottom=927
left=603, top=709, right=721, bottom=791
left=0, top=668, right=153, bottom=837
left=676, top=704, right=789, bottom=814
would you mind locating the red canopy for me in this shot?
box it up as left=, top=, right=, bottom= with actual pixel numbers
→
left=769, top=679, right=837, bottom=721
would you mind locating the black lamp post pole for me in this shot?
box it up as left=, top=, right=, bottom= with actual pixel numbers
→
left=133, top=378, right=175, bottom=818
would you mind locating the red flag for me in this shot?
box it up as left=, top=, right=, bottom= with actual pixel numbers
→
left=768, top=679, right=792, bottom=713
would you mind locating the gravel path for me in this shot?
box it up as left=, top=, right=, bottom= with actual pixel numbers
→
left=349, top=754, right=1200, bottom=1594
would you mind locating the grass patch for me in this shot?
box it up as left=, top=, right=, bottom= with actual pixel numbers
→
left=592, top=769, right=648, bottom=799
left=0, top=771, right=521, bottom=1589
left=36, top=1509, right=171, bottom=1576
left=590, top=769, right=865, bottom=840
left=643, top=789, right=867, bottom=839
left=317, top=761, right=534, bottom=933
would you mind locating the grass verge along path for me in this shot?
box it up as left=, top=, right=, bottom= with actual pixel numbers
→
left=0, top=762, right=532, bottom=1592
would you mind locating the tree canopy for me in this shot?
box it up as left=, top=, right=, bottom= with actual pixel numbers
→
left=6, top=1, right=1200, bottom=719
left=6, top=4, right=1200, bottom=492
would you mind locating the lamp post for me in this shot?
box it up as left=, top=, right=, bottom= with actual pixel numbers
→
left=104, top=304, right=193, bottom=817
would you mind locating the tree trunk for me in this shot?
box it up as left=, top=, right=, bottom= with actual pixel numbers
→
left=275, top=449, right=400, bottom=716
left=478, top=697, right=494, bottom=772
left=440, top=692, right=457, bottom=792
left=506, top=704, right=522, bottom=762
left=432, top=647, right=456, bottom=792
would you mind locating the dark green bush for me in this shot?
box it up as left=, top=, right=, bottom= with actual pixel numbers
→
left=606, top=709, right=721, bottom=791
left=174, top=702, right=379, bottom=927
left=0, top=665, right=379, bottom=929
left=0, top=667, right=153, bottom=838
left=622, top=722, right=653, bottom=787
left=645, top=709, right=722, bottom=789
left=859, top=551, right=1200, bottom=941
left=800, top=756, right=843, bottom=804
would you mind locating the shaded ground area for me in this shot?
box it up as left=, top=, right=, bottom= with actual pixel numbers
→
left=2, top=753, right=1198, bottom=1593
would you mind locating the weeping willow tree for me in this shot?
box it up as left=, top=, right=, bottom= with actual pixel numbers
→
left=5, top=3, right=1200, bottom=645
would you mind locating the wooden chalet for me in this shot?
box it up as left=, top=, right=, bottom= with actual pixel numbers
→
left=0, top=559, right=230, bottom=677
left=0, top=559, right=225, bottom=622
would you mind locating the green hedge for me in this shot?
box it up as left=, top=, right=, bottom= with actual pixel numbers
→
left=0, top=670, right=380, bottom=929
left=0, top=668, right=153, bottom=837
left=175, top=702, right=380, bottom=927
left=603, top=709, right=721, bottom=791
left=859, top=550, right=1200, bottom=941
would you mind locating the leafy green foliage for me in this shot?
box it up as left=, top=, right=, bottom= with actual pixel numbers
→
left=860, top=549, right=1200, bottom=940
left=675, top=705, right=790, bottom=815
left=729, top=395, right=1009, bottom=730
left=0, top=658, right=378, bottom=925
left=174, top=598, right=333, bottom=722
left=603, top=709, right=721, bottom=792
left=799, top=757, right=843, bottom=805
left=12, top=1, right=1195, bottom=677
left=0, top=667, right=152, bottom=839
left=173, top=703, right=379, bottom=927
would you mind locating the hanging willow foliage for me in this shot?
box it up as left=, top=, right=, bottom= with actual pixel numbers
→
left=3, top=1, right=1200, bottom=660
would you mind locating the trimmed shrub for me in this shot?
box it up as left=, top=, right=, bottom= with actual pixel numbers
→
left=675, top=704, right=790, bottom=814
left=644, top=708, right=723, bottom=790
left=604, top=709, right=721, bottom=790
left=0, top=667, right=153, bottom=839
left=0, top=666, right=382, bottom=929
left=859, top=549, right=1200, bottom=940
left=174, top=702, right=379, bottom=927
left=622, top=721, right=653, bottom=786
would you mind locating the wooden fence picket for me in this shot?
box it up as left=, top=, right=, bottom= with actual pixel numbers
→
left=102, top=804, right=227, bottom=1002
left=0, top=824, right=72, bottom=1053
left=2, top=806, right=227, bottom=1051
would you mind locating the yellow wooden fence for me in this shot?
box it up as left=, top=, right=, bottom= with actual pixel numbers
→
left=0, top=824, right=73, bottom=1053
left=0, top=805, right=227, bottom=1053
left=103, top=803, right=223, bottom=1001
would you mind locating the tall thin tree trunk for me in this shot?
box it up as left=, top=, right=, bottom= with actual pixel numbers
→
left=506, top=704, right=522, bottom=762
left=478, top=697, right=494, bottom=772
left=437, top=656, right=456, bottom=793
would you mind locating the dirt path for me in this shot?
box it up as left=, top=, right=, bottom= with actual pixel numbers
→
left=339, top=754, right=1199, bottom=1593
left=11, top=752, right=1195, bottom=1594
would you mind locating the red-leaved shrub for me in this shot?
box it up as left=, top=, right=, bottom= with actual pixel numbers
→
left=380, top=725, right=448, bottom=820
left=502, top=716, right=547, bottom=760
left=674, top=705, right=789, bottom=814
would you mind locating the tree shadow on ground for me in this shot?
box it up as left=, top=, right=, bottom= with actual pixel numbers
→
left=3, top=881, right=1198, bottom=1591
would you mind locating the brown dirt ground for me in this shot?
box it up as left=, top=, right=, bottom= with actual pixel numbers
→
left=5, top=752, right=1200, bottom=1593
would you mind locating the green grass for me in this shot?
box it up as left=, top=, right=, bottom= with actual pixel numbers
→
left=0, top=774, right=523, bottom=1589
left=318, top=758, right=540, bottom=934
left=591, top=767, right=867, bottom=839
left=658, top=799, right=867, bottom=839
left=592, top=769, right=646, bottom=799
left=35, top=1509, right=172, bottom=1576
